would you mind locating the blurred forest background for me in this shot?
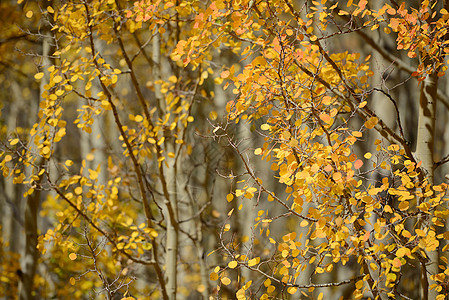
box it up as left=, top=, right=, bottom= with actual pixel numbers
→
left=1, top=0, right=449, bottom=299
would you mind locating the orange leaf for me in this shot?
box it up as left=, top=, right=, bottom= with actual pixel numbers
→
left=354, top=159, right=363, bottom=169
left=364, top=117, right=378, bottom=129
left=333, top=172, right=342, bottom=181
left=220, top=70, right=230, bottom=78
left=387, top=8, right=396, bottom=15
left=319, top=113, right=331, bottom=124
left=324, top=165, right=333, bottom=172
left=392, top=258, right=402, bottom=268
left=389, top=18, right=400, bottom=30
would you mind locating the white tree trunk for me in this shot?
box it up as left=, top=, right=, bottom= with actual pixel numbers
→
left=415, top=70, right=438, bottom=300
left=153, top=31, right=179, bottom=300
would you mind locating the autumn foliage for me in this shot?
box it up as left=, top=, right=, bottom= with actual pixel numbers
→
left=2, top=0, right=449, bottom=299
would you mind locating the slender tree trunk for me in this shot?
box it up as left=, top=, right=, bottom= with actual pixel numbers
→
left=363, top=4, right=393, bottom=297
left=416, top=71, right=438, bottom=300
left=18, top=29, right=51, bottom=300
left=165, top=160, right=179, bottom=300
left=153, top=30, right=179, bottom=300
left=239, top=122, right=256, bottom=283
left=4, top=81, right=22, bottom=254
left=416, top=1, right=449, bottom=296
left=18, top=189, right=40, bottom=300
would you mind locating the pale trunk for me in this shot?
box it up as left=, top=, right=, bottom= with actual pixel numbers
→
left=208, top=49, right=230, bottom=271
left=165, top=156, right=179, bottom=300
left=4, top=81, right=22, bottom=254
left=153, top=32, right=178, bottom=300
left=239, top=122, right=256, bottom=283
left=18, top=30, right=51, bottom=300
left=363, top=5, right=392, bottom=297
left=416, top=72, right=438, bottom=300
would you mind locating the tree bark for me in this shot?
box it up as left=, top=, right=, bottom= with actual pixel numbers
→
left=4, top=81, right=22, bottom=254
left=153, top=30, right=179, bottom=300
left=416, top=71, right=438, bottom=300
left=18, top=29, right=52, bottom=300
left=18, top=189, right=40, bottom=300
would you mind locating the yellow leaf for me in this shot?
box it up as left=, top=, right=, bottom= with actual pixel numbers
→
left=244, top=191, right=253, bottom=199
left=396, top=247, right=410, bottom=258
left=10, top=138, right=19, bottom=146
left=88, top=169, right=98, bottom=180
left=226, top=193, right=234, bottom=202
left=398, top=201, right=409, bottom=211
left=42, top=146, right=50, bottom=155
left=235, top=189, right=244, bottom=197
left=74, top=187, right=83, bottom=195
left=34, top=72, right=44, bottom=80
left=69, top=277, right=76, bottom=285
left=69, top=253, right=77, bottom=260
left=221, top=277, right=231, bottom=285
left=53, top=75, right=63, bottom=83
left=368, top=187, right=381, bottom=195
left=244, top=280, right=252, bottom=289
left=228, top=261, right=238, bottom=269
left=415, top=229, right=426, bottom=237
left=386, top=273, right=396, bottom=282
left=260, top=124, right=270, bottom=130
left=254, top=148, right=263, bottom=155
left=248, top=257, right=259, bottom=267
left=209, top=111, right=218, bottom=120
left=47, top=6, right=55, bottom=13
